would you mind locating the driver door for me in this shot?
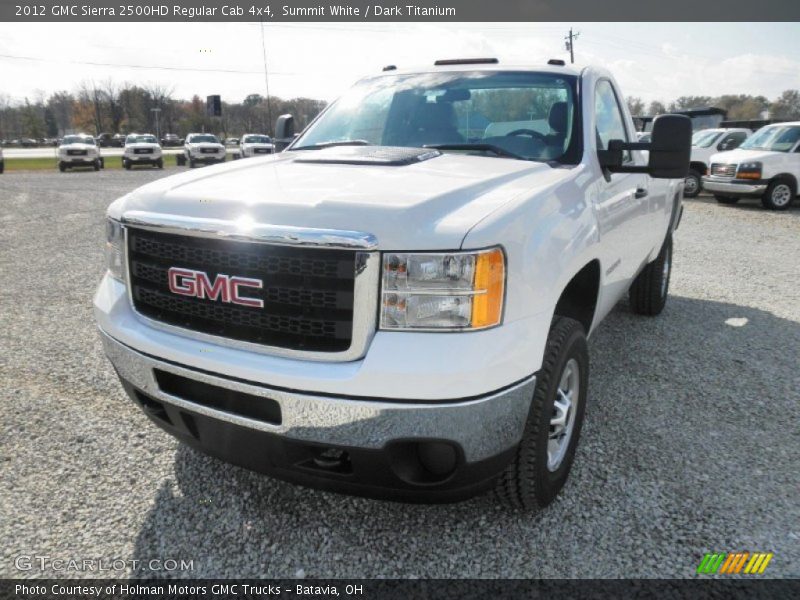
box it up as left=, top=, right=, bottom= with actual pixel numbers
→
left=592, top=79, right=651, bottom=309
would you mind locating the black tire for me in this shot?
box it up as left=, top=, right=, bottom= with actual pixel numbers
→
left=495, top=317, right=589, bottom=511
left=684, top=169, right=702, bottom=198
left=93, top=160, right=100, bottom=171
left=762, top=179, right=796, bottom=211
left=188, top=157, right=196, bottom=168
left=123, top=159, right=131, bottom=170
left=714, top=195, right=739, bottom=205
left=156, top=158, right=163, bottom=169
left=99, top=157, right=104, bottom=169
left=0, top=162, right=4, bottom=174
left=58, top=162, right=66, bottom=172
left=629, top=234, right=672, bottom=316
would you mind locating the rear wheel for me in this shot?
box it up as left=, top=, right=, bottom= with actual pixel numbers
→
left=629, top=234, right=672, bottom=316
left=762, top=179, right=795, bottom=211
left=714, top=195, right=739, bottom=205
left=684, top=169, right=702, bottom=198
left=495, top=317, right=589, bottom=511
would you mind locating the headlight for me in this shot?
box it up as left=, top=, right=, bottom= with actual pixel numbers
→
left=736, top=161, right=762, bottom=179
left=105, top=218, right=125, bottom=282
left=380, top=247, right=505, bottom=330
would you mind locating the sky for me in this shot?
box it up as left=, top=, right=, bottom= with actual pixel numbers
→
left=1, top=22, right=799, bottom=106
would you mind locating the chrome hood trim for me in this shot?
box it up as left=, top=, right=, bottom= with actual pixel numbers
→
left=121, top=210, right=379, bottom=251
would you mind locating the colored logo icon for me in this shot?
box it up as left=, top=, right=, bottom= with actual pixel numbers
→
left=697, top=552, right=773, bottom=575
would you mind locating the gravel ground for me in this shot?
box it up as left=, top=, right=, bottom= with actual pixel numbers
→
left=1, top=169, right=798, bottom=579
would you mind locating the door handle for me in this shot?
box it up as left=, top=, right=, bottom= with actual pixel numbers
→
left=634, top=188, right=648, bottom=199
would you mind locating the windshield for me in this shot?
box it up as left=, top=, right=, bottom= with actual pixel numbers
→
left=293, top=71, right=581, bottom=163
left=692, top=130, right=723, bottom=148
left=189, top=134, right=219, bottom=144
left=62, top=136, right=95, bottom=145
left=126, top=135, right=158, bottom=144
left=740, top=126, right=800, bottom=152
left=244, top=135, right=271, bottom=144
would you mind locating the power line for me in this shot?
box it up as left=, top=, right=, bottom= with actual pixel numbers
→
left=0, top=52, right=301, bottom=76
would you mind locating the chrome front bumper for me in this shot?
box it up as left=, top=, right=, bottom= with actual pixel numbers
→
left=702, top=177, right=767, bottom=195
left=100, top=329, right=535, bottom=463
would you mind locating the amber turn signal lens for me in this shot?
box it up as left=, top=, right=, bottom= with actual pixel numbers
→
left=471, top=248, right=505, bottom=328
left=736, top=172, right=760, bottom=179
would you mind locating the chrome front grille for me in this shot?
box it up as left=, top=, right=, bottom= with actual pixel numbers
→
left=710, top=163, right=737, bottom=178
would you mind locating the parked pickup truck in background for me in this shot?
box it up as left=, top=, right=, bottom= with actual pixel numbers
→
left=702, top=122, right=800, bottom=210
left=58, top=134, right=103, bottom=172
left=684, top=127, right=751, bottom=198
left=94, top=59, right=690, bottom=509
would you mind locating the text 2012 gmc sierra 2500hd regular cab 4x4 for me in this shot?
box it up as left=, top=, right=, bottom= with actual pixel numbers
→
left=94, top=59, right=690, bottom=509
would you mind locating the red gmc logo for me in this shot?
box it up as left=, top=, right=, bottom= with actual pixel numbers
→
left=167, top=267, right=264, bottom=309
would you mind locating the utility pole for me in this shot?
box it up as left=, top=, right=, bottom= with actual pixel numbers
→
left=564, top=28, right=580, bottom=64
left=151, top=107, right=161, bottom=140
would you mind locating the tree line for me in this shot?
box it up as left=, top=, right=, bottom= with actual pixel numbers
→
left=625, top=90, right=800, bottom=121
left=2, top=81, right=799, bottom=142
left=0, top=81, right=327, bottom=141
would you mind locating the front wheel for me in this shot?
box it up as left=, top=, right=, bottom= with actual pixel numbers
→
left=156, top=158, right=164, bottom=169
left=684, top=170, right=702, bottom=198
left=58, top=162, right=67, bottom=172
left=123, top=159, right=131, bottom=170
left=714, top=195, right=739, bottom=205
left=762, top=179, right=795, bottom=211
left=629, top=234, right=672, bottom=316
left=188, top=157, right=196, bottom=168
left=495, top=317, right=589, bottom=511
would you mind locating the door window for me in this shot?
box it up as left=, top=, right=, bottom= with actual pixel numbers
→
left=595, top=80, right=631, bottom=163
left=718, top=132, right=747, bottom=151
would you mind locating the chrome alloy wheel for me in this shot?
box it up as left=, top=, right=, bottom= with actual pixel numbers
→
left=547, top=358, right=580, bottom=472
left=771, top=183, right=792, bottom=207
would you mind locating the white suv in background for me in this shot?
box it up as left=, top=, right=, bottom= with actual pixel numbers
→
left=123, top=134, right=163, bottom=170
left=239, top=134, right=274, bottom=158
left=702, top=122, right=800, bottom=210
left=58, top=134, right=102, bottom=172
left=183, top=133, right=226, bottom=168
left=684, top=128, right=751, bottom=197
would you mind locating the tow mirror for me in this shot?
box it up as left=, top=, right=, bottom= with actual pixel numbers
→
left=274, top=114, right=296, bottom=152
left=598, top=114, right=692, bottom=179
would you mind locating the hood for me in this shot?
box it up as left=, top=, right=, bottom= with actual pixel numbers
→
left=188, top=142, right=223, bottom=148
left=110, top=148, right=577, bottom=249
left=708, top=148, right=777, bottom=164
left=126, top=142, right=160, bottom=149
left=243, top=142, right=273, bottom=148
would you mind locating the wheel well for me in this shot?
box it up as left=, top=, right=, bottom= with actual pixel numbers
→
left=689, top=161, right=707, bottom=176
left=554, top=260, right=600, bottom=334
left=771, top=173, right=798, bottom=191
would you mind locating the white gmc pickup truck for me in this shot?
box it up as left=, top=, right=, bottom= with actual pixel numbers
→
left=94, top=59, right=690, bottom=508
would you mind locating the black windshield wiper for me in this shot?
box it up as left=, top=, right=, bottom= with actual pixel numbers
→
left=291, top=140, right=373, bottom=151
left=424, top=143, right=529, bottom=161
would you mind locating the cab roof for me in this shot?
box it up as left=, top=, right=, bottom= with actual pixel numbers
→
left=375, top=58, right=583, bottom=78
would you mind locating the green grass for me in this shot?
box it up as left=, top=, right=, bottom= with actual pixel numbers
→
left=2, top=154, right=183, bottom=172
